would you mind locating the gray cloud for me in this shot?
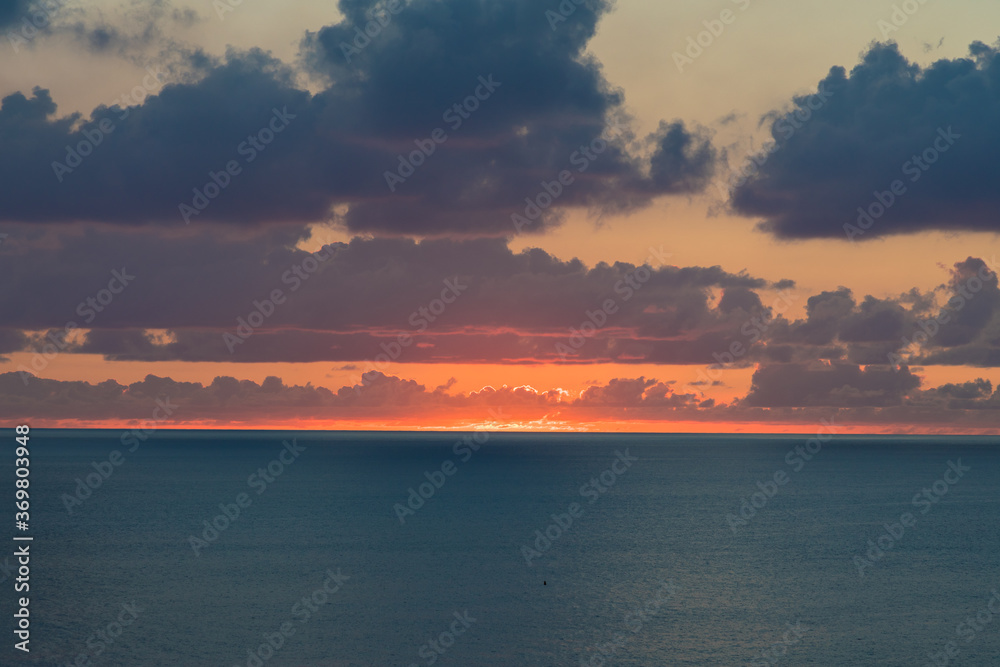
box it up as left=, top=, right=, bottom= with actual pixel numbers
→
left=0, top=0, right=717, bottom=236
left=742, top=363, right=921, bottom=408
left=3, top=369, right=998, bottom=428
left=732, top=41, right=1000, bottom=240
left=1, top=225, right=779, bottom=364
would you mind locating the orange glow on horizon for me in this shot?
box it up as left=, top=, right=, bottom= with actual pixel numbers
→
left=22, top=417, right=1000, bottom=436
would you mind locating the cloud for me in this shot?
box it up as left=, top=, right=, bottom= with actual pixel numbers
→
left=1, top=226, right=779, bottom=364
left=908, top=256, right=1000, bottom=367
left=908, top=378, right=1000, bottom=411
left=0, top=52, right=320, bottom=226
left=0, top=0, right=33, bottom=28
left=731, top=41, right=1000, bottom=239
left=0, top=369, right=707, bottom=427
left=931, top=379, right=992, bottom=400
left=764, top=289, right=913, bottom=364
left=756, top=257, right=1000, bottom=368
left=0, top=328, right=28, bottom=359
left=3, top=370, right=997, bottom=430
left=62, top=0, right=202, bottom=59
left=742, top=363, right=921, bottom=408
left=4, top=223, right=996, bottom=371
left=1, top=0, right=196, bottom=61
left=576, top=376, right=698, bottom=408
left=0, top=0, right=717, bottom=235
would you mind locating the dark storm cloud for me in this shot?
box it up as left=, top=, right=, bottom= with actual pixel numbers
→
left=731, top=41, right=1000, bottom=240
left=0, top=0, right=717, bottom=235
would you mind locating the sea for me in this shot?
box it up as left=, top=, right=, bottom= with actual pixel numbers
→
left=5, top=430, right=1000, bottom=666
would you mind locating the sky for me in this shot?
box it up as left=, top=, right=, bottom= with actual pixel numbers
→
left=2, top=0, right=1000, bottom=432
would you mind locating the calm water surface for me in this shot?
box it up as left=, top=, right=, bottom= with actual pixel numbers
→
left=5, top=431, right=999, bottom=666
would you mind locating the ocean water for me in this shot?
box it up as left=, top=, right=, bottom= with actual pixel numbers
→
left=5, top=430, right=1000, bottom=666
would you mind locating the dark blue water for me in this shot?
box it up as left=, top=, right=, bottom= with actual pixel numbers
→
left=5, top=430, right=1000, bottom=666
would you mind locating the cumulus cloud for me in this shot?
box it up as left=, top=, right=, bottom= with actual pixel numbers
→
left=0, top=0, right=717, bottom=235
left=908, top=256, right=1000, bottom=367
left=732, top=41, right=1000, bottom=239
left=755, top=257, right=1000, bottom=368
left=907, top=377, right=1000, bottom=412
left=742, top=363, right=921, bottom=408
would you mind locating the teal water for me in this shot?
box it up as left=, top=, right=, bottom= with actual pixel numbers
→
left=5, top=431, right=1000, bottom=666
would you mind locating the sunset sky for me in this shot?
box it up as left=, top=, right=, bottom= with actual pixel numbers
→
left=3, top=0, right=1000, bottom=432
